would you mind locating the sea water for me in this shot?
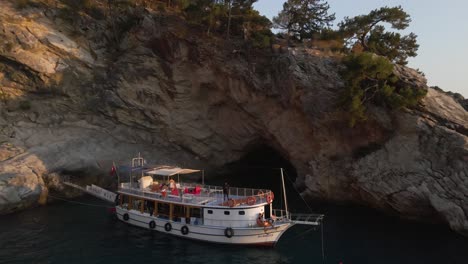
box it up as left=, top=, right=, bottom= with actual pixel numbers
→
left=0, top=195, right=467, bottom=264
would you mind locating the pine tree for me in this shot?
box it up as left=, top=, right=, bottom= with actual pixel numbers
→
left=338, top=6, right=419, bottom=65
left=273, top=0, right=335, bottom=41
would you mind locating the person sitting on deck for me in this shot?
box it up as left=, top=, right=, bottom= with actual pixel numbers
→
left=151, top=183, right=160, bottom=192
left=223, top=180, right=230, bottom=201
left=257, top=212, right=271, bottom=227
left=169, top=179, right=176, bottom=190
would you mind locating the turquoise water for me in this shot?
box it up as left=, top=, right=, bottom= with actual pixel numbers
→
left=0, top=195, right=467, bottom=264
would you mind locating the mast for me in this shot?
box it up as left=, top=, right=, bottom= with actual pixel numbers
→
left=280, top=168, right=289, bottom=219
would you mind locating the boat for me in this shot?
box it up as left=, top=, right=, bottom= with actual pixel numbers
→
left=68, top=154, right=324, bottom=246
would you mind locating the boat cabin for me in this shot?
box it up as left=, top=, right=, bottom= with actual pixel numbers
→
left=116, top=157, right=273, bottom=228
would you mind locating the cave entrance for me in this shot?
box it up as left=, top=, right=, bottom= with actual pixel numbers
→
left=217, top=144, right=300, bottom=212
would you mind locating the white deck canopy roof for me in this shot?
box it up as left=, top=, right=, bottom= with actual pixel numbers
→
left=145, top=167, right=200, bottom=176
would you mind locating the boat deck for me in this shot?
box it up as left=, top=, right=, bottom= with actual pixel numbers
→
left=118, top=182, right=273, bottom=207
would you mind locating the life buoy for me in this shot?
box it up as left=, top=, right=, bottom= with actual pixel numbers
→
left=149, top=220, right=156, bottom=229
left=224, top=227, right=234, bottom=238
left=266, top=192, right=274, bottom=204
left=181, top=225, right=189, bottom=235
left=123, top=213, right=129, bottom=221
left=246, top=196, right=256, bottom=206
left=228, top=199, right=235, bottom=207
left=164, top=223, right=172, bottom=232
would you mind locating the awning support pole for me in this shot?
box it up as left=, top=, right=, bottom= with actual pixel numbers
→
left=280, top=168, right=289, bottom=219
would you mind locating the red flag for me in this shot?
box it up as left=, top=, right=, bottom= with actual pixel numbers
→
left=110, top=165, right=116, bottom=176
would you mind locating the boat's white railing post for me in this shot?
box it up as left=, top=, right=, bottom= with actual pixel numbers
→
left=280, top=168, right=289, bottom=219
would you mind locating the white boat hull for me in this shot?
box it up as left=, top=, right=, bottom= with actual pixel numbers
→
left=116, top=207, right=293, bottom=246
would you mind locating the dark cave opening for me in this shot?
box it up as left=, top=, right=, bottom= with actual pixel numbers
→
left=217, top=144, right=306, bottom=213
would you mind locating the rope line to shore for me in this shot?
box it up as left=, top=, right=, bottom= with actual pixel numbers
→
left=48, top=194, right=114, bottom=209
left=282, top=169, right=315, bottom=213
left=282, top=169, right=326, bottom=262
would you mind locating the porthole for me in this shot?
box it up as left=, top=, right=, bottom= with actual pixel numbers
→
left=238, top=211, right=245, bottom=215
left=224, top=211, right=230, bottom=215
left=207, top=210, right=213, bottom=214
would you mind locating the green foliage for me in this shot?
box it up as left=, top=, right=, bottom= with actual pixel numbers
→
left=156, top=2, right=166, bottom=12
left=273, top=0, right=335, bottom=41
left=338, top=6, right=419, bottom=65
left=250, top=29, right=272, bottom=49
left=62, top=0, right=95, bottom=10
left=9, top=71, right=26, bottom=83
left=18, top=100, right=31, bottom=111
left=16, top=0, right=31, bottom=9
left=183, top=0, right=272, bottom=47
left=309, top=28, right=344, bottom=52
left=174, top=0, right=191, bottom=9
left=184, top=0, right=222, bottom=26
left=57, top=0, right=103, bottom=23
left=341, top=52, right=426, bottom=127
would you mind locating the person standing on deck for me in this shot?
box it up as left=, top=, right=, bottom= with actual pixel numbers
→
left=223, top=180, right=230, bottom=201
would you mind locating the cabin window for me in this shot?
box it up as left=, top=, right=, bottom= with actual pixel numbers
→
left=224, top=211, right=230, bottom=215
left=207, top=210, right=213, bottom=214
left=191, top=208, right=202, bottom=218
left=173, top=205, right=185, bottom=219
left=157, top=203, right=170, bottom=217
left=238, top=211, right=245, bottom=215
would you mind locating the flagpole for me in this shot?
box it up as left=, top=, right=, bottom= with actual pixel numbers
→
left=113, top=161, right=120, bottom=190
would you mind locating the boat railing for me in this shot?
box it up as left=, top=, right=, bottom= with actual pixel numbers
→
left=178, top=183, right=270, bottom=198
left=272, top=209, right=289, bottom=220
left=289, top=213, right=324, bottom=226
left=118, top=182, right=273, bottom=206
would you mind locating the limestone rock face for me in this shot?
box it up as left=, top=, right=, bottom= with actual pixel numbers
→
left=0, top=1, right=467, bottom=236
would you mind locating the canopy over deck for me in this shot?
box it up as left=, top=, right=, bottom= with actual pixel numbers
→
left=145, top=167, right=200, bottom=176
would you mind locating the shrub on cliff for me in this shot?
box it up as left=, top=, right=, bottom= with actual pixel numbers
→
left=338, top=6, right=419, bottom=65
left=341, top=52, right=427, bottom=127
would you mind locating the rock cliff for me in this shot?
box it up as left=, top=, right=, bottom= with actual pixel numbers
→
left=0, top=1, right=467, bottom=236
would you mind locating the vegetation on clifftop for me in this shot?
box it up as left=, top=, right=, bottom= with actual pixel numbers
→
left=340, top=52, right=427, bottom=127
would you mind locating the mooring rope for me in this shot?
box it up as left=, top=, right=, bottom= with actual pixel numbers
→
left=48, top=194, right=114, bottom=209
left=282, top=169, right=326, bottom=262
left=321, top=219, right=325, bottom=262
left=282, top=169, right=315, bottom=213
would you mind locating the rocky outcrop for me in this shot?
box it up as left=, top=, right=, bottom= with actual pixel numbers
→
left=0, top=1, right=467, bottom=236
